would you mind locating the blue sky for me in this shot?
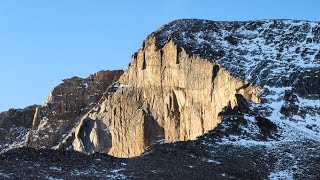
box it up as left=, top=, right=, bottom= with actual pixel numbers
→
left=0, top=0, right=320, bottom=111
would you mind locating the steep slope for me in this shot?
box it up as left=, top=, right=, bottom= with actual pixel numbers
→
left=67, top=38, right=261, bottom=158
left=61, top=19, right=320, bottom=158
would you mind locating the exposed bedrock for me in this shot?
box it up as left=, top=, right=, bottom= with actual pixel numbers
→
left=69, top=37, right=262, bottom=157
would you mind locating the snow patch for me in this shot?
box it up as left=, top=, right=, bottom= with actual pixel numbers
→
left=269, top=170, right=293, bottom=180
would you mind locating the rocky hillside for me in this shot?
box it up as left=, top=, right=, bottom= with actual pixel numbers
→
left=0, top=105, right=38, bottom=152
left=0, top=19, right=320, bottom=179
left=0, top=70, right=123, bottom=153
left=24, top=70, right=123, bottom=150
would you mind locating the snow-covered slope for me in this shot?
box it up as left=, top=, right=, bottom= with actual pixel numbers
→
left=153, top=19, right=320, bottom=84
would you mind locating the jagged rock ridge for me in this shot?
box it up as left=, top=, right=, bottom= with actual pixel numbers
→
left=0, top=70, right=123, bottom=153
left=25, top=70, right=123, bottom=150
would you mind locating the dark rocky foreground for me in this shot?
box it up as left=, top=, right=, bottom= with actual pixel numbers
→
left=1, top=115, right=319, bottom=180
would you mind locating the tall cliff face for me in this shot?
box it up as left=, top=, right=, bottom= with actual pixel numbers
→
left=65, top=19, right=320, bottom=158
left=24, top=70, right=123, bottom=149
left=69, top=33, right=261, bottom=158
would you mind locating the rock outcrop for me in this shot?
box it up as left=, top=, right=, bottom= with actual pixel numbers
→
left=0, top=105, right=38, bottom=152
left=24, top=70, right=123, bottom=149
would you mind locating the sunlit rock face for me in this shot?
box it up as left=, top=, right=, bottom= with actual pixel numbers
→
left=69, top=30, right=261, bottom=158
left=67, top=19, right=320, bottom=158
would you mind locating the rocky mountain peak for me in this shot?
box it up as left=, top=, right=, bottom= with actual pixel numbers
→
left=44, top=19, right=320, bottom=158
left=0, top=19, right=320, bottom=179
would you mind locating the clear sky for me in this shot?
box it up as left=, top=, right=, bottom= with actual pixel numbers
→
left=0, top=0, right=320, bottom=111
